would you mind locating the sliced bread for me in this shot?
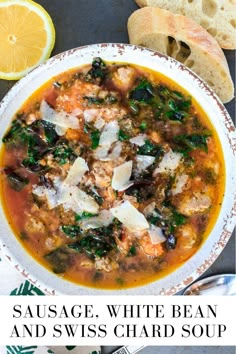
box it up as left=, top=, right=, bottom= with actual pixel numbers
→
left=128, top=7, right=234, bottom=103
left=135, top=0, right=236, bottom=49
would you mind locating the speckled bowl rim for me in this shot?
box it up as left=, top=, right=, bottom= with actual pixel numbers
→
left=0, top=43, right=235, bottom=295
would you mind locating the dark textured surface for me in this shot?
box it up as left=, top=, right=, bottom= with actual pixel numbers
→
left=0, top=2, right=235, bottom=352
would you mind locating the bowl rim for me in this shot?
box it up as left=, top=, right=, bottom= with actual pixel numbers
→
left=0, top=43, right=235, bottom=295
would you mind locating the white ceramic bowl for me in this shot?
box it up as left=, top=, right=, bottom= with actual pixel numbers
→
left=0, top=43, right=235, bottom=295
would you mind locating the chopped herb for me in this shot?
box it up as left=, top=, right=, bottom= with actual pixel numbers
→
left=139, top=121, right=147, bottom=131
left=68, top=233, right=114, bottom=258
left=204, top=168, right=217, bottom=185
left=128, top=245, right=136, bottom=256
left=53, top=142, right=75, bottom=165
left=118, top=129, right=130, bottom=141
left=61, top=225, right=81, bottom=238
left=116, top=277, right=124, bottom=286
left=171, top=210, right=186, bottom=227
left=129, top=100, right=139, bottom=114
left=75, top=212, right=98, bottom=221
left=90, top=130, right=100, bottom=149
left=83, top=96, right=104, bottom=105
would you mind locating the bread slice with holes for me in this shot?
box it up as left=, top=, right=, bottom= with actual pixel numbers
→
left=135, top=0, right=236, bottom=49
left=128, top=7, right=234, bottom=103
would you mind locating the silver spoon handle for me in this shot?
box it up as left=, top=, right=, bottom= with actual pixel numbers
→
left=111, top=346, right=145, bottom=354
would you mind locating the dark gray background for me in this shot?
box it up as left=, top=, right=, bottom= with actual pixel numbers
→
left=0, top=1, right=235, bottom=353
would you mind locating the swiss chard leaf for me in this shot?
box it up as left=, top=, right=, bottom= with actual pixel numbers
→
left=44, top=247, right=72, bottom=274
left=129, top=80, right=154, bottom=102
left=53, top=142, right=75, bottom=165
left=118, top=129, right=130, bottom=141
left=5, top=171, right=29, bottom=192
left=86, top=57, right=107, bottom=82
left=41, top=121, right=59, bottom=145
left=75, top=212, right=98, bottom=221
left=138, top=139, right=163, bottom=157
left=61, top=225, right=81, bottom=238
left=174, top=134, right=210, bottom=153
left=90, top=130, right=100, bottom=149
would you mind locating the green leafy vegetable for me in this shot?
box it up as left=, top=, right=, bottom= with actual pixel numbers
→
left=90, top=130, right=100, bottom=149
left=61, top=225, right=81, bottom=238
left=41, top=121, right=59, bottom=144
left=5, top=170, right=29, bottom=192
left=129, top=100, right=139, bottom=114
left=75, top=212, right=98, bottom=221
left=129, top=79, right=154, bottom=102
left=86, top=188, right=104, bottom=205
left=68, top=233, right=114, bottom=258
left=128, top=245, right=136, bottom=256
left=2, top=118, right=23, bottom=143
left=138, top=139, right=163, bottom=157
left=83, top=96, right=104, bottom=105
left=53, top=142, right=75, bottom=165
left=86, top=57, right=107, bottom=82
left=139, top=121, right=147, bottom=131
left=44, top=247, right=72, bottom=274
left=68, top=222, right=118, bottom=258
left=174, top=134, right=210, bottom=153
left=118, top=129, right=130, bottom=141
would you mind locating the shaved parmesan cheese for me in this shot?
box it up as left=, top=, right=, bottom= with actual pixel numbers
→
left=148, top=225, right=166, bottom=244
left=73, top=188, right=99, bottom=214
left=33, top=173, right=99, bottom=215
left=83, top=109, right=98, bottom=123
left=32, top=185, right=57, bottom=210
left=95, top=141, right=122, bottom=161
left=40, top=100, right=80, bottom=130
left=58, top=184, right=99, bottom=214
left=112, top=161, right=133, bottom=191
left=130, top=134, right=146, bottom=146
left=154, top=150, right=182, bottom=175
left=110, top=201, right=149, bottom=231
left=64, top=157, right=89, bottom=186
left=80, top=210, right=114, bottom=230
left=94, top=117, right=105, bottom=130
left=57, top=185, right=82, bottom=213
left=172, top=174, right=189, bottom=195
left=143, top=202, right=156, bottom=217
left=55, top=126, right=68, bottom=136
left=99, top=121, right=119, bottom=146
left=136, top=155, right=155, bottom=173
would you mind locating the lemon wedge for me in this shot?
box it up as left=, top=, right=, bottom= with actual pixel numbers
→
left=0, top=0, right=55, bottom=80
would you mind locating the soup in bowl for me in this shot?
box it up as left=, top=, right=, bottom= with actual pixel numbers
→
left=0, top=44, right=235, bottom=295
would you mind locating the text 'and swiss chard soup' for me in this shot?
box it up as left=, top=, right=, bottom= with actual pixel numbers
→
left=0, top=58, right=225, bottom=289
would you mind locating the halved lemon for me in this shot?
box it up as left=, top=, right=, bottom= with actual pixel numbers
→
left=0, top=0, right=55, bottom=80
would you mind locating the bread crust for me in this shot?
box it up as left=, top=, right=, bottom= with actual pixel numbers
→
left=135, top=0, right=236, bottom=49
left=128, top=7, right=234, bottom=103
